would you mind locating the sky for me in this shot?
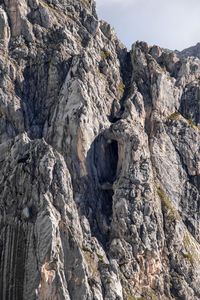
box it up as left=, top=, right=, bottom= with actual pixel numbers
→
left=96, top=0, right=200, bottom=51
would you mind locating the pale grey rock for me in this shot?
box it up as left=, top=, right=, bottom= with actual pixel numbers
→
left=0, top=6, right=10, bottom=47
left=176, top=42, right=200, bottom=59
left=0, top=0, right=200, bottom=299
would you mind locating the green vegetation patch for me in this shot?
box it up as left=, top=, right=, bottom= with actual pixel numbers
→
left=141, top=290, right=159, bottom=300
left=181, top=252, right=195, bottom=264
left=40, top=0, right=63, bottom=16
left=97, top=253, right=105, bottom=263
left=186, top=118, right=196, bottom=129
left=182, top=233, right=200, bottom=265
left=119, top=81, right=125, bottom=97
left=154, top=182, right=180, bottom=221
left=82, top=246, right=92, bottom=254
left=184, top=234, right=190, bottom=246
left=127, top=295, right=137, bottom=300
left=82, top=0, right=89, bottom=7
left=167, top=111, right=181, bottom=122
left=161, top=66, right=166, bottom=73
left=167, top=112, right=200, bottom=131
left=100, top=50, right=112, bottom=60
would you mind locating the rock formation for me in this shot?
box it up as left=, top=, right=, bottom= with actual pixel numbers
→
left=0, top=0, right=200, bottom=299
left=176, top=42, right=200, bottom=59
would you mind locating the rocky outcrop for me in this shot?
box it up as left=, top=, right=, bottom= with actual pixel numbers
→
left=176, top=42, right=200, bottom=59
left=0, top=0, right=200, bottom=299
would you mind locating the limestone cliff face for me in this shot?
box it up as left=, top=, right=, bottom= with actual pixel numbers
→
left=0, top=0, right=200, bottom=299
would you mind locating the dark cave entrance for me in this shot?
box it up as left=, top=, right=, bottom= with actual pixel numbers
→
left=85, top=135, right=119, bottom=245
left=94, top=137, right=118, bottom=186
left=92, top=136, right=119, bottom=228
left=96, top=137, right=118, bottom=231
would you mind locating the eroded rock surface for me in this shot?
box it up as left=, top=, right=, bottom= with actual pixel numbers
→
left=0, top=0, right=200, bottom=299
left=176, top=42, right=200, bottom=59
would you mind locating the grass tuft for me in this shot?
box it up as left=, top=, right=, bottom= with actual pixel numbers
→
left=186, top=118, right=196, bottom=129
left=167, top=111, right=180, bottom=122
left=154, top=182, right=179, bottom=221
left=100, top=50, right=112, bottom=60
left=181, top=252, right=195, bottom=264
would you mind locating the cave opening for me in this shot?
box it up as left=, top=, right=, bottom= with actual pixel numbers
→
left=85, top=135, right=119, bottom=246
left=93, top=136, right=119, bottom=231
left=94, top=137, right=118, bottom=186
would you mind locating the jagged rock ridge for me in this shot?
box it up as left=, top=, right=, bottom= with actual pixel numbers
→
left=176, top=42, right=200, bottom=59
left=0, top=0, right=200, bottom=299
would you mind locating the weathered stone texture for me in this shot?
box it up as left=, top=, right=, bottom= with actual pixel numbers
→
left=0, top=0, right=200, bottom=299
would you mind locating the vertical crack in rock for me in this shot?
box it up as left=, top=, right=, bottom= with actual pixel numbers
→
left=83, top=135, right=119, bottom=248
left=95, top=138, right=118, bottom=224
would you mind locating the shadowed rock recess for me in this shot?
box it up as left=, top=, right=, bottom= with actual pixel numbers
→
left=0, top=0, right=200, bottom=299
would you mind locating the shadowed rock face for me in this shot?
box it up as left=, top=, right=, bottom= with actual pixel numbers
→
left=0, top=0, right=200, bottom=299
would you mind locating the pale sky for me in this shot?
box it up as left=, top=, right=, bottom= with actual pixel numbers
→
left=96, top=0, right=200, bottom=51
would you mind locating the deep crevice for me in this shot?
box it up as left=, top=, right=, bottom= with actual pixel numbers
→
left=84, top=134, right=119, bottom=247
left=93, top=136, right=118, bottom=222
left=108, top=51, right=133, bottom=124
left=94, top=137, right=118, bottom=185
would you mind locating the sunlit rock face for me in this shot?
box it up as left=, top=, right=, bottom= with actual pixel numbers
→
left=0, top=0, right=200, bottom=299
